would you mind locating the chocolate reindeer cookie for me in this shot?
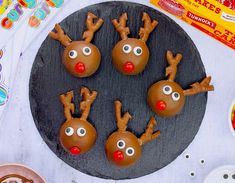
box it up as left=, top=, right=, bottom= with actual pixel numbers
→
left=105, top=101, right=160, bottom=167
left=59, top=87, right=97, bottom=155
left=49, top=12, right=103, bottom=78
left=147, top=50, right=214, bottom=117
left=112, top=12, right=158, bottom=75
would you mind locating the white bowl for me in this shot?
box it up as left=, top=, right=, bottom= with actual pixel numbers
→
left=204, top=165, right=235, bottom=183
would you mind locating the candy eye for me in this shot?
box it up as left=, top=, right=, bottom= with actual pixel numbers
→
left=82, top=47, right=92, bottom=56
left=126, top=147, right=135, bottom=156
left=189, top=171, right=196, bottom=177
left=65, top=127, right=74, bottom=136
left=77, top=128, right=86, bottom=137
left=117, top=140, right=125, bottom=149
left=172, top=92, right=180, bottom=101
left=133, top=47, right=142, bottom=56
left=122, top=44, right=132, bottom=53
left=163, top=85, right=172, bottom=95
left=69, top=50, right=77, bottom=59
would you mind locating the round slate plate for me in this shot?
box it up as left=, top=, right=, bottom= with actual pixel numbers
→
left=29, top=1, right=208, bottom=180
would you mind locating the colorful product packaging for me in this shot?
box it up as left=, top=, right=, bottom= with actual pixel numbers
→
left=217, top=0, right=235, bottom=10
left=231, top=104, right=235, bottom=130
left=0, top=0, right=40, bottom=48
left=0, top=0, right=66, bottom=120
left=21, top=0, right=68, bottom=53
left=150, top=0, right=235, bottom=50
left=0, top=0, right=64, bottom=49
left=28, top=0, right=64, bottom=28
left=0, top=0, right=12, bottom=15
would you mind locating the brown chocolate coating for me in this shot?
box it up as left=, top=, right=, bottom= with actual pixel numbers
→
left=112, top=12, right=158, bottom=75
left=147, top=80, right=185, bottom=117
left=59, top=87, right=97, bottom=155
left=105, top=101, right=160, bottom=167
left=105, top=131, right=142, bottom=167
left=60, top=118, right=97, bottom=154
left=147, top=50, right=214, bottom=117
left=63, top=41, right=101, bottom=78
left=112, top=38, right=149, bottom=75
left=49, top=12, right=103, bottom=78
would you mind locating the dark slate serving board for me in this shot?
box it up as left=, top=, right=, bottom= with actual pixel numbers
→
left=29, top=1, right=207, bottom=180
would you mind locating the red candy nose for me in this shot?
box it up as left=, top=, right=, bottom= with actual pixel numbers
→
left=70, top=146, right=81, bottom=155
left=74, top=62, right=85, bottom=74
left=113, top=150, right=124, bottom=161
left=123, top=62, right=135, bottom=73
left=156, top=100, right=167, bottom=111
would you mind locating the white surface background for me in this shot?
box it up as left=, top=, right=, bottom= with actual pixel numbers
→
left=0, top=0, right=235, bottom=182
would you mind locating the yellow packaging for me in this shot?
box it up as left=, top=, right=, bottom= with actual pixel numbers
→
left=0, top=0, right=12, bottom=15
left=150, top=0, right=235, bottom=50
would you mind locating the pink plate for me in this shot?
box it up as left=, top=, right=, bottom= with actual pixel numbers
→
left=0, top=164, right=45, bottom=183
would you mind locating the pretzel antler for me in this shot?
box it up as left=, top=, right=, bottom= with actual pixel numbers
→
left=165, top=50, right=183, bottom=82
left=79, top=87, right=97, bottom=120
left=139, top=12, right=158, bottom=42
left=138, top=117, right=160, bottom=146
left=115, top=100, right=132, bottom=132
left=112, top=13, right=130, bottom=40
left=83, top=12, right=104, bottom=43
left=49, top=24, right=72, bottom=47
left=183, top=76, right=214, bottom=96
left=60, top=91, right=75, bottom=121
